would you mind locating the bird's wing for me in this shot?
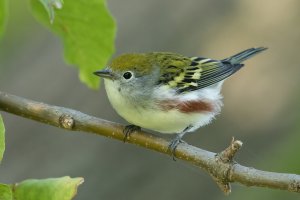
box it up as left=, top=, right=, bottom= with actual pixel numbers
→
left=159, top=56, right=243, bottom=93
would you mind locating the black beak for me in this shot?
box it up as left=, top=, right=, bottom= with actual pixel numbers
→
left=93, top=69, right=114, bottom=79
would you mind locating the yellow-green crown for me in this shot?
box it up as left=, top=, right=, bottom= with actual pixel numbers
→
left=109, top=52, right=192, bottom=75
left=109, top=53, right=154, bottom=75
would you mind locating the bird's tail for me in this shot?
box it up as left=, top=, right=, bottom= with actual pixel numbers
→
left=222, top=47, right=267, bottom=65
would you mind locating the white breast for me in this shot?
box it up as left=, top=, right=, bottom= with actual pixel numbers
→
left=104, top=79, right=223, bottom=134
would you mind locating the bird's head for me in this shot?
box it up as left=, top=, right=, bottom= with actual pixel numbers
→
left=94, top=53, right=163, bottom=97
left=94, top=53, right=155, bottom=81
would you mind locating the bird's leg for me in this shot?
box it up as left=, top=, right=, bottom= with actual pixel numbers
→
left=168, top=125, right=193, bottom=160
left=123, top=124, right=141, bottom=142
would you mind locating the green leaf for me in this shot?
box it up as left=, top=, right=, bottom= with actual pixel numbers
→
left=0, top=115, right=5, bottom=162
left=31, top=0, right=116, bottom=89
left=0, top=184, right=12, bottom=200
left=38, top=0, right=64, bottom=24
left=0, top=0, right=8, bottom=38
left=14, top=176, right=84, bottom=200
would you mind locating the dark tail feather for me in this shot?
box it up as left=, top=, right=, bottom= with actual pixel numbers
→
left=223, top=47, right=267, bottom=65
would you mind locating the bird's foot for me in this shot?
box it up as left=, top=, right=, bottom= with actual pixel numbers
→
left=168, top=134, right=186, bottom=161
left=123, top=125, right=141, bottom=142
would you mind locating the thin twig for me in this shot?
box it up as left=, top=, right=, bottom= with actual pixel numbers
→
left=0, top=91, right=299, bottom=194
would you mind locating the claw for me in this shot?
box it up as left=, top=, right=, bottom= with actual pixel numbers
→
left=123, top=125, right=141, bottom=142
left=167, top=125, right=193, bottom=160
left=168, top=135, right=186, bottom=161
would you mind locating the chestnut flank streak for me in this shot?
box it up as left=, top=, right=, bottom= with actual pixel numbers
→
left=158, top=100, right=213, bottom=113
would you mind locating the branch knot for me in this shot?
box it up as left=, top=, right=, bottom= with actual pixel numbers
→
left=289, top=180, right=300, bottom=192
left=209, top=137, right=243, bottom=195
left=217, top=137, right=243, bottom=163
left=59, top=114, right=75, bottom=129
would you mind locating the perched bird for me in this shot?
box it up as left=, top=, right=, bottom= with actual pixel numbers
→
left=94, top=47, right=267, bottom=154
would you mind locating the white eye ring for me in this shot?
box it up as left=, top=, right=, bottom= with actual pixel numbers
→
left=123, top=71, right=133, bottom=80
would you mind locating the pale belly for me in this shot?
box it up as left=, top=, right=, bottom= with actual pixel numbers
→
left=104, top=80, right=216, bottom=134
left=112, top=106, right=214, bottom=133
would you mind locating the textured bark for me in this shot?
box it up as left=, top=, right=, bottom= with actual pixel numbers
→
left=0, top=91, right=299, bottom=194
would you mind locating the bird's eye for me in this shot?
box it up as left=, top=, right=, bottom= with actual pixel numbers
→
left=123, top=71, right=133, bottom=80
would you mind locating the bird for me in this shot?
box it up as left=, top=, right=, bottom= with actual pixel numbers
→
left=94, top=47, right=267, bottom=154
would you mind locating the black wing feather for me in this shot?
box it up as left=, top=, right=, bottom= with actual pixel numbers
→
left=177, top=47, right=267, bottom=93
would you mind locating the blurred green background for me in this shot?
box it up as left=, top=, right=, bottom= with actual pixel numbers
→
left=1, top=0, right=300, bottom=199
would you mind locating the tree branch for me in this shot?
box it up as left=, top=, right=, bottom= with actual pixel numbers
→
left=0, top=91, right=299, bottom=194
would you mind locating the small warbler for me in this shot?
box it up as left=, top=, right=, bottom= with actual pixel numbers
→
left=94, top=47, right=267, bottom=153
